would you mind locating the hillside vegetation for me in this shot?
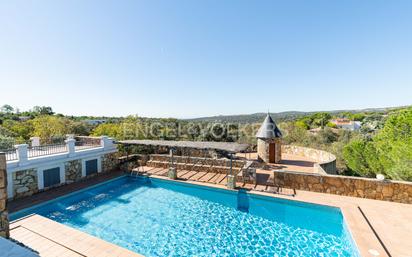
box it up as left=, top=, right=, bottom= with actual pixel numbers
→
left=343, top=108, right=412, bottom=180
left=185, top=106, right=405, bottom=124
left=1, top=104, right=411, bottom=181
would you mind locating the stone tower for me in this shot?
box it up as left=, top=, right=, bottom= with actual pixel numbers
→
left=256, top=113, right=282, bottom=163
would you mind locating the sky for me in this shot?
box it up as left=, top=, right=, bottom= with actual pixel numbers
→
left=0, top=0, right=411, bottom=118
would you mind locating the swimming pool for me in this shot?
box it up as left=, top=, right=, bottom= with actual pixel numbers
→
left=12, top=176, right=359, bottom=256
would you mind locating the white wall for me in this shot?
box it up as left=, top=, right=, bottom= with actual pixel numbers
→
left=6, top=136, right=117, bottom=199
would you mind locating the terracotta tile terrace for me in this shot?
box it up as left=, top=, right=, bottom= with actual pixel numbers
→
left=236, top=152, right=318, bottom=173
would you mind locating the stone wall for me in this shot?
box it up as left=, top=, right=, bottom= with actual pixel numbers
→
left=65, top=160, right=82, bottom=183
left=119, top=154, right=149, bottom=172
left=6, top=140, right=118, bottom=200
left=178, top=148, right=228, bottom=159
left=257, top=138, right=281, bottom=164
left=0, top=153, right=9, bottom=238
left=271, top=170, right=412, bottom=204
left=8, top=153, right=120, bottom=200
left=12, top=169, right=38, bottom=199
left=282, top=145, right=337, bottom=174
left=101, top=153, right=119, bottom=173
left=127, top=145, right=228, bottom=159
left=257, top=138, right=268, bottom=163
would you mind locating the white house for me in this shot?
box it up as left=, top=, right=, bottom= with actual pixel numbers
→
left=331, top=119, right=362, bottom=131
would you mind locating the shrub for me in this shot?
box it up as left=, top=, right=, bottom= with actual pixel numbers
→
left=0, top=135, right=15, bottom=149
left=343, top=107, right=412, bottom=180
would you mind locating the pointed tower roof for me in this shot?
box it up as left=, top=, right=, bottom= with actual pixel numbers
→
left=256, top=113, right=282, bottom=139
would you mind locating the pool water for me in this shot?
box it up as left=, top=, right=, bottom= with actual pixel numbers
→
left=12, top=176, right=359, bottom=257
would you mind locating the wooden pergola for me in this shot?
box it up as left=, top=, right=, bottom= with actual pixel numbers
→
left=117, top=140, right=249, bottom=181
left=117, top=140, right=249, bottom=153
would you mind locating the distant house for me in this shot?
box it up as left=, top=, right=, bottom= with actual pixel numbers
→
left=309, top=127, right=340, bottom=134
left=84, top=119, right=107, bottom=125
left=18, top=116, right=31, bottom=121
left=331, top=118, right=362, bottom=131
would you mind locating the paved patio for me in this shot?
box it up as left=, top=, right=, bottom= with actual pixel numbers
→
left=236, top=152, right=317, bottom=173
left=10, top=214, right=141, bottom=257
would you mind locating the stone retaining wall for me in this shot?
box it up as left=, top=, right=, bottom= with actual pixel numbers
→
left=272, top=170, right=412, bottom=204
left=102, top=153, right=119, bottom=173
left=65, top=160, right=82, bottom=183
left=119, top=154, right=149, bottom=172
left=12, top=169, right=38, bottom=199
left=9, top=152, right=119, bottom=200
left=149, top=154, right=245, bottom=168
left=282, top=145, right=337, bottom=174
left=144, top=154, right=246, bottom=175
left=128, top=145, right=228, bottom=159
left=0, top=154, right=9, bottom=238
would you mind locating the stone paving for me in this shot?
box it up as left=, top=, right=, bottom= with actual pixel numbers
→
left=10, top=214, right=141, bottom=257
left=236, top=152, right=317, bottom=173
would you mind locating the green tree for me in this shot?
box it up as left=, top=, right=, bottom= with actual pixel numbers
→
left=91, top=123, right=121, bottom=138
left=70, top=121, right=93, bottom=136
left=326, top=122, right=337, bottom=128
left=373, top=108, right=412, bottom=180
left=295, top=120, right=309, bottom=130
left=343, top=107, right=412, bottom=180
left=352, top=113, right=366, bottom=121
left=311, top=112, right=331, bottom=128
left=0, top=135, right=15, bottom=149
left=317, top=128, right=338, bottom=144
left=32, top=106, right=54, bottom=115
left=282, top=122, right=311, bottom=145
left=2, top=120, right=33, bottom=142
left=31, top=116, right=72, bottom=143
left=1, top=104, right=14, bottom=114
left=343, top=139, right=382, bottom=177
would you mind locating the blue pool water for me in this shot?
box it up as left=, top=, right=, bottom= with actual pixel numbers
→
left=12, top=176, right=359, bottom=256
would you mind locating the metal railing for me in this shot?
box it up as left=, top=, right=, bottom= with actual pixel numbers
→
left=1, top=149, right=18, bottom=161
left=2, top=137, right=107, bottom=161
left=28, top=144, right=68, bottom=158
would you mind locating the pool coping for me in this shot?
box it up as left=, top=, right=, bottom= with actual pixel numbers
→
left=10, top=173, right=392, bottom=257
left=10, top=213, right=143, bottom=257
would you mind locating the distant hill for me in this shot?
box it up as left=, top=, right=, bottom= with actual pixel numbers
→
left=185, top=106, right=410, bottom=124
left=186, top=112, right=309, bottom=123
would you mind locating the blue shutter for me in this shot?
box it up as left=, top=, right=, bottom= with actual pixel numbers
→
left=43, top=167, right=61, bottom=188
left=86, top=159, right=98, bottom=176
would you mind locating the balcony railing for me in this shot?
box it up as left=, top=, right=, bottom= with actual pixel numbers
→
left=2, top=136, right=115, bottom=163
left=1, top=148, right=18, bottom=161
left=28, top=144, right=68, bottom=158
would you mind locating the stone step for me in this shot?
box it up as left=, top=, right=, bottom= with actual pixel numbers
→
left=146, top=160, right=242, bottom=174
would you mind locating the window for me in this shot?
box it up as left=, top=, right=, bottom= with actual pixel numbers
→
left=43, top=167, right=61, bottom=188
left=85, top=159, right=98, bottom=176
